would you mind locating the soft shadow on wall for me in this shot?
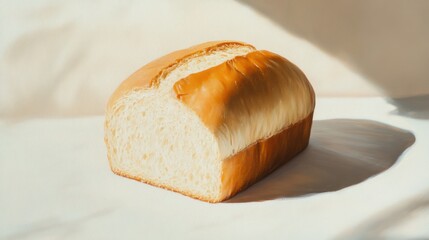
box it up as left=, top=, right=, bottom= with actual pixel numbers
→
left=228, top=119, right=415, bottom=203
left=238, top=0, right=429, bottom=119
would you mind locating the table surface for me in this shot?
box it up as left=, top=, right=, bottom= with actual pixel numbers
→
left=1, top=97, right=428, bottom=240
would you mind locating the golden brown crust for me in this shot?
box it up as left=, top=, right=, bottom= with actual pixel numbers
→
left=174, top=50, right=315, bottom=157
left=174, top=50, right=315, bottom=131
left=107, top=41, right=255, bottom=109
left=220, top=112, right=313, bottom=200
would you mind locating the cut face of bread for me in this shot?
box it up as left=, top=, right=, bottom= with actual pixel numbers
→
left=105, top=41, right=315, bottom=202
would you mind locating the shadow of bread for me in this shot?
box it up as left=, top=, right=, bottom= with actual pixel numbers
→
left=388, top=94, right=429, bottom=119
left=227, top=119, right=415, bottom=203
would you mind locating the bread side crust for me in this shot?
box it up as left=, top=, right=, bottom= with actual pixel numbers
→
left=220, top=112, right=313, bottom=201
left=108, top=112, right=313, bottom=203
left=107, top=41, right=255, bottom=109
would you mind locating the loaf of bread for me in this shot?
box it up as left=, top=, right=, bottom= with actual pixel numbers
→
left=104, top=41, right=315, bottom=202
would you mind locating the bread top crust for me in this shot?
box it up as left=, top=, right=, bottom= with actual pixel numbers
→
left=107, top=41, right=315, bottom=158
left=107, top=41, right=255, bottom=109
left=174, top=50, right=315, bottom=130
left=174, top=50, right=315, bottom=157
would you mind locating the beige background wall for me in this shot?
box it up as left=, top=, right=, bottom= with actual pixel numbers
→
left=1, top=0, right=428, bottom=118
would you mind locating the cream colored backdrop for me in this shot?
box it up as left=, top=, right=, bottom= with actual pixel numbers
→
left=1, top=0, right=428, bottom=118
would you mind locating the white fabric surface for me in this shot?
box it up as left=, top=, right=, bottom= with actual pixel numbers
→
left=1, top=98, right=429, bottom=240
left=1, top=1, right=429, bottom=239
